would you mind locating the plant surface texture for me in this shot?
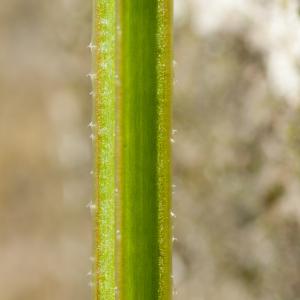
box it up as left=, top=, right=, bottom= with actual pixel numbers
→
left=90, top=1, right=173, bottom=299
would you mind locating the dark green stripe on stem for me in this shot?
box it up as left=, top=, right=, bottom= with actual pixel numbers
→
left=118, top=1, right=172, bottom=299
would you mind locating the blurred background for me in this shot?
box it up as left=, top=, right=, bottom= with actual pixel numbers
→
left=1, top=0, right=300, bottom=299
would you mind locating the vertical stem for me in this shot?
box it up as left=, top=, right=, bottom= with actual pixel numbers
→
left=92, top=0, right=172, bottom=299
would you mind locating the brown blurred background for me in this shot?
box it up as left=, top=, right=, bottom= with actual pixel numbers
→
left=0, top=0, right=92, bottom=299
left=2, top=0, right=300, bottom=299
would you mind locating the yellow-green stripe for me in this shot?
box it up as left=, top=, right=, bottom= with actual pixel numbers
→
left=93, top=0, right=116, bottom=299
left=157, top=1, right=173, bottom=298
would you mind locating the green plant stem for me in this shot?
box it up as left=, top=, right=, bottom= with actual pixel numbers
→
left=92, top=1, right=172, bottom=299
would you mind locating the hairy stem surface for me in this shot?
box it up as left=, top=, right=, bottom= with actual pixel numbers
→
left=92, top=1, right=172, bottom=299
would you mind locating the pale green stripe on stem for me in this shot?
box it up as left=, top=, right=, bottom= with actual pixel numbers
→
left=93, top=0, right=116, bottom=299
left=157, top=1, right=173, bottom=299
